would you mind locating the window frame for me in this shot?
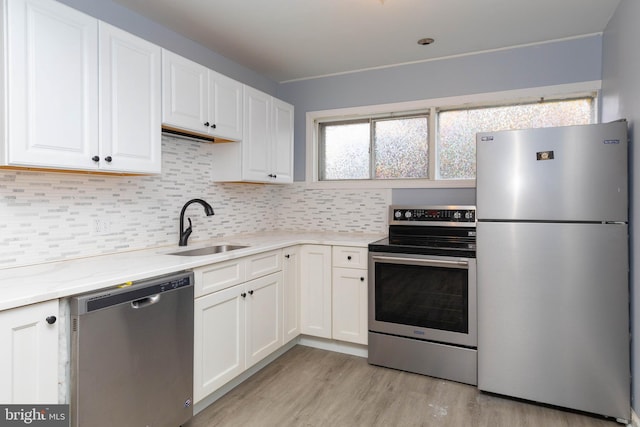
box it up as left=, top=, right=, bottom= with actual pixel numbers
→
left=305, top=81, right=601, bottom=189
left=318, top=112, right=430, bottom=181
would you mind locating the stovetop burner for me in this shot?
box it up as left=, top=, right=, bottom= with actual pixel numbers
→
left=369, top=205, right=477, bottom=257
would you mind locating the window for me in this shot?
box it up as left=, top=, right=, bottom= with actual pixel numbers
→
left=437, top=98, right=594, bottom=180
left=319, top=114, right=429, bottom=180
left=311, top=88, right=597, bottom=185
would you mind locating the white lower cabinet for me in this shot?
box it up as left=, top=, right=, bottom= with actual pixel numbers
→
left=194, top=284, right=244, bottom=403
left=300, top=245, right=369, bottom=345
left=193, top=251, right=284, bottom=403
left=332, top=267, right=368, bottom=345
left=299, top=245, right=332, bottom=338
left=282, top=246, right=300, bottom=344
left=245, top=273, right=283, bottom=367
left=0, top=299, right=59, bottom=403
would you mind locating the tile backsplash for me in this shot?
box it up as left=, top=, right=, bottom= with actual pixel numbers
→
left=0, top=136, right=389, bottom=269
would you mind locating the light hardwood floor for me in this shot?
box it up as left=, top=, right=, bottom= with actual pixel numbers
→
left=185, top=345, right=618, bottom=427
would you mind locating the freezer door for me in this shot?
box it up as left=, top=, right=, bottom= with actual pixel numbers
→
left=477, top=222, right=630, bottom=420
left=476, top=122, right=627, bottom=222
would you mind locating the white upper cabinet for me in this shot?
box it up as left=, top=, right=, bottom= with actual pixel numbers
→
left=1, top=0, right=162, bottom=173
left=4, top=0, right=99, bottom=170
left=211, top=86, right=294, bottom=184
left=162, top=50, right=243, bottom=142
left=99, top=22, right=161, bottom=173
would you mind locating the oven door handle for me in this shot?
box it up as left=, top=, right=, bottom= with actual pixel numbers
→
left=371, top=255, right=469, bottom=269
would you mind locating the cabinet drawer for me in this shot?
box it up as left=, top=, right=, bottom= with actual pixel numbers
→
left=332, top=246, right=368, bottom=269
left=246, top=250, right=282, bottom=281
left=194, top=258, right=246, bottom=297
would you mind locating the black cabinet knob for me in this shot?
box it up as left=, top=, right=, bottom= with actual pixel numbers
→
left=204, top=121, right=210, bottom=127
left=46, top=316, right=57, bottom=324
left=360, top=277, right=365, bottom=282
left=248, top=290, right=254, bottom=295
left=347, top=256, right=352, bottom=260
left=285, top=254, right=290, bottom=259
left=241, top=292, right=247, bottom=298
left=91, top=156, right=99, bottom=162
left=104, top=156, right=112, bottom=163
left=210, top=123, right=216, bottom=129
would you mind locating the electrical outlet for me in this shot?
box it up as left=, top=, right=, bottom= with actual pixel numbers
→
left=92, top=218, right=113, bottom=236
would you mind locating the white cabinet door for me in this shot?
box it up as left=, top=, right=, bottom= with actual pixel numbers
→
left=245, top=272, right=283, bottom=368
left=161, top=50, right=209, bottom=136
left=161, top=50, right=243, bottom=142
left=332, top=267, right=368, bottom=345
left=211, top=86, right=293, bottom=183
left=242, top=86, right=271, bottom=181
left=194, top=284, right=245, bottom=403
left=99, top=22, right=161, bottom=173
left=300, top=245, right=332, bottom=338
left=271, top=97, right=294, bottom=183
left=282, top=247, right=300, bottom=343
left=0, top=300, right=59, bottom=404
left=6, top=0, right=99, bottom=169
left=209, top=71, right=243, bottom=141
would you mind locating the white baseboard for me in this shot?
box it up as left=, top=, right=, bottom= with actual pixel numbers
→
left=297, top=335, right=368, bottom=358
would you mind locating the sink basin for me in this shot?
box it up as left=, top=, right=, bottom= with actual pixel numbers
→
left=168, top=245, right=249, bottom=256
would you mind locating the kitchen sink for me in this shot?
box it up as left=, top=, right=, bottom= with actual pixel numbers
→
left=168, top=245, right=249, bottom=256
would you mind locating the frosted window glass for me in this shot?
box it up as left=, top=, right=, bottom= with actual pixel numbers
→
left=437, top=99, right=593, bottom=179
left=374, top=117, right=428, bottom=179
left=321, top=122, right=370, bottom=180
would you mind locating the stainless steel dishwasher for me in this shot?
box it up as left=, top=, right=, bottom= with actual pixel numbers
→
left=70, top=271, right=194, bottom=427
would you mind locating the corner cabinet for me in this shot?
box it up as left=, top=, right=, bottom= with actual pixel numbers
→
left=211, top=86, right=294, bottom=184
left=161, top=50, right=243, bottom=142
left=300, top=245, right=369, bottom=345
left=0, top=0, right=161, bottom=174
left=0, top=300, right=59, bottom=403
left=299, top=245, right=332, bottom=338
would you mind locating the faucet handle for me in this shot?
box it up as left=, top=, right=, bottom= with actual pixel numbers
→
left=186, top=217, right=192, bottom=231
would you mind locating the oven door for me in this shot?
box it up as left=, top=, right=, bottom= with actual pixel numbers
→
left=368, top=251, right=477, bottom=347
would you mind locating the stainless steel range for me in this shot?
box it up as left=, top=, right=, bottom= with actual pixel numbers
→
left=367, top=205, right=477, bottom=385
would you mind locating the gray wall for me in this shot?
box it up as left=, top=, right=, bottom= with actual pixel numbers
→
left=55, top=0, right=278, bottom=95
left=602, top=0, right=640, bottom=411
left=277, top=35, right=604, bottom=186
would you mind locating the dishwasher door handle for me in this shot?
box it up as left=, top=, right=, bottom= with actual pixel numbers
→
left=131, top=294, right=161, bottom=309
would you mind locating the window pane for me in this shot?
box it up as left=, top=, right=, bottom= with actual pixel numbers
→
left=437, top=98, right=594, bottom=179
left=321, top=122, right=370, bottom=180
left=374, top=116, right=428, bottom=179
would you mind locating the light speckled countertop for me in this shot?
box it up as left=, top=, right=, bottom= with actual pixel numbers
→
left=0, top=231, right=384, bottom=311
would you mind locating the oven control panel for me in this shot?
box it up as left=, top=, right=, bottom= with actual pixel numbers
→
left=390, top=205, right=476, bottom=226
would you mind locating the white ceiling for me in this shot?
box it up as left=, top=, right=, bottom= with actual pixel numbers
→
left=113, top=0, right=620, bottom=83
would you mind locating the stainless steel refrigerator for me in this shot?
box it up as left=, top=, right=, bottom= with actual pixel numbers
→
left=476, top=121, right=630, bottom=422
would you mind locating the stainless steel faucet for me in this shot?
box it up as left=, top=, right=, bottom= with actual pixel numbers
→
left=179, top=199, right=214, bottom=246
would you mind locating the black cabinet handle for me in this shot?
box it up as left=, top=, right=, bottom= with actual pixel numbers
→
left=104, top=156, right=112, bottom=163
left=347, top=256, right=352, bottom=260
left=285, top=254, right=290, bottom=259
left=248, top=290, right=254, bottom=295
left=46, top=316, right=57, bottom=324
left=91, top=156, right=99, bottom=162
left=204, top=121, right=210, bottom=127
left=360, top=277, right=365, bottom=282
left=241, top=292, right=246, bottom=298
left=210, top=123, right=216, bottom=129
